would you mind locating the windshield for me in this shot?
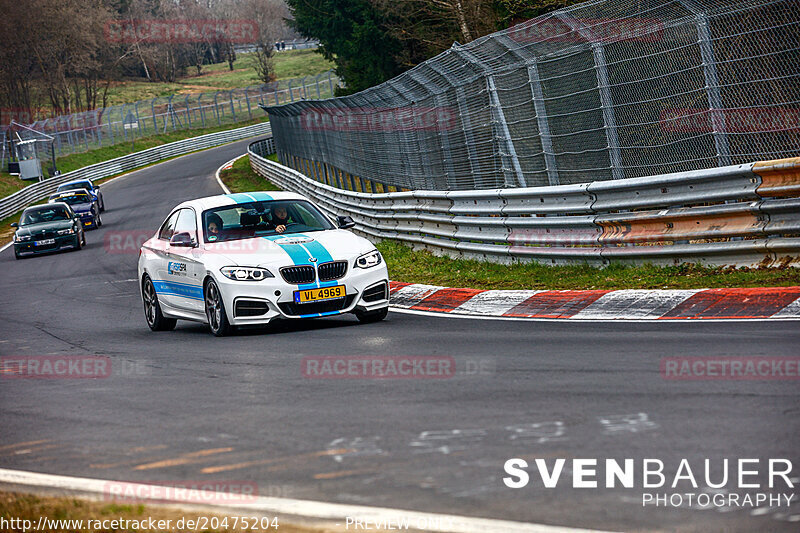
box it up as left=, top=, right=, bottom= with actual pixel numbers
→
left=58, top=181, right=92, bottom=192
left=21, top=206, right=71, bottom=225
left=202, top=200, right=334, bottom=243
left=54, top=193, right=91, bottom=206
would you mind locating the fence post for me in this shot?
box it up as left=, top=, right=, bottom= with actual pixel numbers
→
left=151, top=98, right=158, bottom=133
left=556, top=12, right=624, bottom=180
left=184, top=95, right=192, bottom=127
left=486, top=75, right=526, bottom=187
left=453, top=45, right=526, bottom=187
left=678, top=0, right=731, bottom=167
left=428, top=58, right=479, bottom=190
left=133, top=102, right=141, bottom=138
left=327, top=71, right=334, bottom=97
left=528, top=62, right=559, bottom=186
left=214, top=92, right=222, bottom=125
left=168, top=95, right=177, bottom=131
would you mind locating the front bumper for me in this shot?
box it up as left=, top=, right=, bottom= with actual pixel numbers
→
left=14, top=235, right=79, bottom=256
left=216, top=263, right=389, bottom=326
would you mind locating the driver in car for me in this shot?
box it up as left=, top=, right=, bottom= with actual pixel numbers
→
left=206, top=213, right=224, bottom=241
left=266, top=204, right=293, bottom=234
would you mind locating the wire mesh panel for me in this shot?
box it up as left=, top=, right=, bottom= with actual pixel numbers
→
left=2, top=71, right=338, bottom=164
left=267, top=0, right=799, bottom=191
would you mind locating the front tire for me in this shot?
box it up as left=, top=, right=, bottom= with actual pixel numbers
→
left=142, top=275, right=177, bottom=331
left=99, top=197, right=105, bottom=212
left=95, top=212, right=102, bottom=227
left=204, top=278, right=233, bottom=337
left=355, top=306, right=388, bottom=323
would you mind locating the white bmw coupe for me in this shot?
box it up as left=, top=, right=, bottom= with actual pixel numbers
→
left=138, top=191, right=389, bottom=336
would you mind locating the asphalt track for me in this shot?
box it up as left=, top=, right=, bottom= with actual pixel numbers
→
left=1, top=138, right=799, bottom=532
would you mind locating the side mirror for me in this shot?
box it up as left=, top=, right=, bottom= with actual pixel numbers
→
left=169, top=232, right=197, bottom=247
left=337, top=215, right=355, bottom=229
left=10, top=222, right=18, bottom=228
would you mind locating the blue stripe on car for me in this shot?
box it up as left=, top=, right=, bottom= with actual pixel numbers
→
left=225, top=193, right=255, bottom=204
left=152, top=280, right=204, bottom=301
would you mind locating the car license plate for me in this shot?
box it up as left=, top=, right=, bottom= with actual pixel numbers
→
left=84, top=221, right=91, bottom=226
left=294, top=285, right=345, bottom=303
left=35, top=239, right=55, bottom=246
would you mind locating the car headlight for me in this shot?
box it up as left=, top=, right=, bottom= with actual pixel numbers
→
left=355, top=250, right=382, bottom=269
left=14, top=234, right=31, bottom=242
left=220, top=266, right=274, bottom=281
left=57, top=228, right=75, bottom=235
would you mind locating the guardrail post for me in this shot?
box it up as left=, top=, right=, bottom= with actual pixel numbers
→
left=556, top=13, right=624, bottom=180
left=678, top=0, right=731, bottom=167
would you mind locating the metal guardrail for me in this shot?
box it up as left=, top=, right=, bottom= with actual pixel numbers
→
left=0, top=122, right=272, bottom=221
left=249, top=140, right=800, bottom=267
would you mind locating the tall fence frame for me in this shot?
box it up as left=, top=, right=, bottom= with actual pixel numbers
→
left=267, top=0, right=799, bottom=191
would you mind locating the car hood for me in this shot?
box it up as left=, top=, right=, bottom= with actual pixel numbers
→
left=16, top=220, right=73, bottom=237
left=200, top=229, right=375, bottom=267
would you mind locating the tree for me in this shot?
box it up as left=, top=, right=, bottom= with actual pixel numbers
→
left=285, top=0, right=407, bottom=94
left=287, top=0, right=581, bottom=93
left=235, top=0, right=289, bottom=84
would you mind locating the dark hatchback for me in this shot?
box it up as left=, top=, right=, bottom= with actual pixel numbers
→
left=12, top=203, right=86, bottom=260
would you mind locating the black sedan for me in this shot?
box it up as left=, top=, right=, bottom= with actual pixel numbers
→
left=48, top=189, right=102, bottom=229
left=12, top=203, right=86, bottom=260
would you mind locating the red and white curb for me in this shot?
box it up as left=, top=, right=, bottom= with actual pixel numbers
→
left=388, top=282, right=800, bottom=320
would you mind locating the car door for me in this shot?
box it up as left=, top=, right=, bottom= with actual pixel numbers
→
left=163, top=208, right=205, bottom=313
left=151, top=210, right=181, bottom=310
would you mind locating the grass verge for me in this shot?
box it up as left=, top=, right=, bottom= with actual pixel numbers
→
left=98, top=50, right=334, bottom=106
left=221, top=160, right=800, bottom=290
left=0, top=491, right=326, bottom=533
left=219, top=155, right=281, bottom=193
left=377, top=240, right=800, bottom=290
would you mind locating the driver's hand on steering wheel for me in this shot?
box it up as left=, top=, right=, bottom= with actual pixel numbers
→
left=276, top=224, right=286, bottom=233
